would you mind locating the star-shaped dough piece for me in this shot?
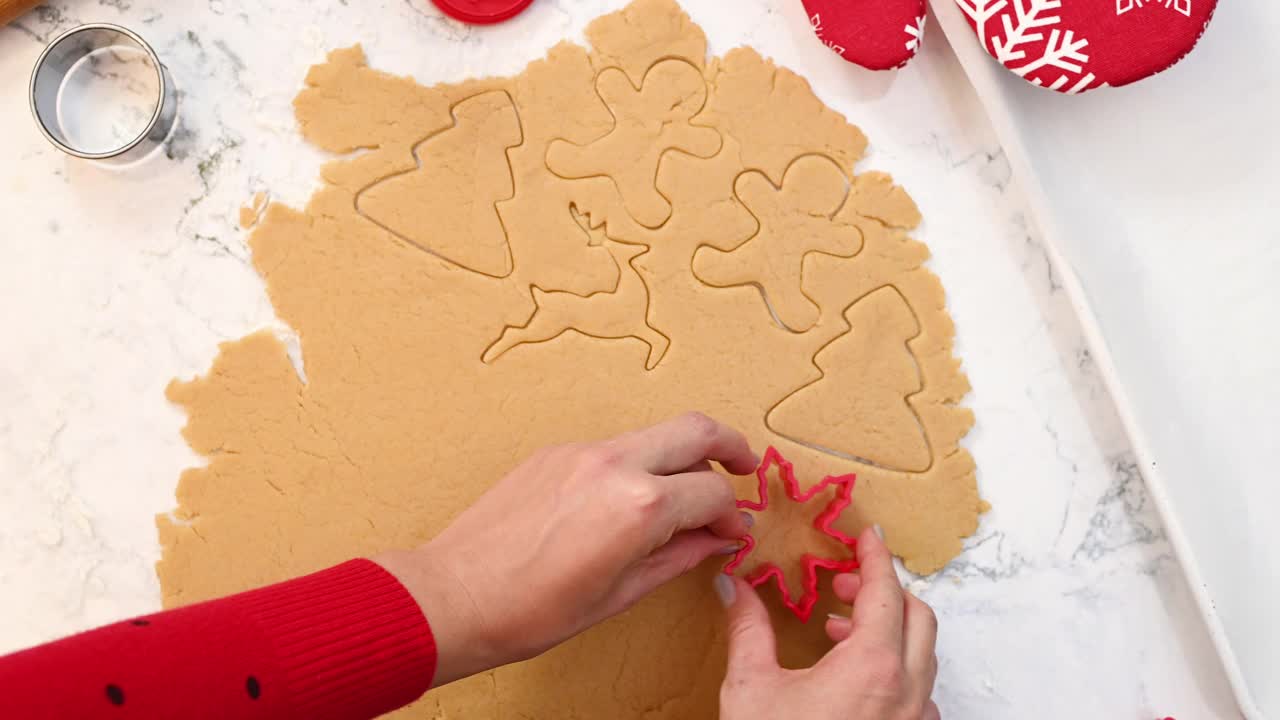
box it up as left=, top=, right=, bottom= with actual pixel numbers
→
left=723, top=446, right=858, bottom=622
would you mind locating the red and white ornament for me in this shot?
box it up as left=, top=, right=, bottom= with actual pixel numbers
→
left=953, top=0, right=1218, bottom=93
left=802, top=0, right=929, bottom=70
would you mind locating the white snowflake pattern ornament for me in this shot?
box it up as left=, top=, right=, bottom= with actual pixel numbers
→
left=954, top=0, right=1218, bottom=93
left=801, top=0, right=928, bottom=70
left=905, top=15, right=927, bottom=52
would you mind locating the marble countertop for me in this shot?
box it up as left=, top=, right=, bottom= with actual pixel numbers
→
left=0, top=0, right=1242, bottom=717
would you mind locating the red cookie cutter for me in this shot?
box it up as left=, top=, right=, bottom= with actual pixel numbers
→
left=723, top=446, right=858, bottom=622
left=429, top=0, right=534, bottom=25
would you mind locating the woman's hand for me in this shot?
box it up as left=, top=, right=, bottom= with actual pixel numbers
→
left=717, top=526, right=942, bottom=720
left=376, top=412, right=758, bottom=686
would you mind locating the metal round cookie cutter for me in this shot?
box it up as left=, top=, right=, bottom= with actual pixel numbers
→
left=29, top=23, right=179, bottom=165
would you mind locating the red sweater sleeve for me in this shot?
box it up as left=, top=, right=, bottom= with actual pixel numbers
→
left=0, top=559, right=437, bottom=720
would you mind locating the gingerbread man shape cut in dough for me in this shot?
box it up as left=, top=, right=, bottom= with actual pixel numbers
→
left=692, top=154, right=862, bottom=332
left=546, top=59, right=721, bottom=228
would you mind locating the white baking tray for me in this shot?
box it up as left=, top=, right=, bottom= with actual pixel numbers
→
left=930, top=1, right=1280, bottom=718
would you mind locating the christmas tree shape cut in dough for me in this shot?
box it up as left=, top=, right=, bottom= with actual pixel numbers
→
left=482, top=207, right=670, bottom=370
left=356, top=90, right=523, bottom=277
left=546, top=59, right=721, bottom=228
left=692, top=154, right=862, bottom=332
left=767, top=286, right=932, bottom=472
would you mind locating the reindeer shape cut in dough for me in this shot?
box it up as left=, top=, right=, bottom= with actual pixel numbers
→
left=692, top=155, right=861, bottom=332
left=546, top=59, right=721, bottom=229
left=482, top=208, right=671, bottom=370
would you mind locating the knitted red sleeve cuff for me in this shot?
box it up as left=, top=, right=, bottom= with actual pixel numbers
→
left=0, top=559, right=437, bottom=720
left=227, top=558, right=438, bottom=718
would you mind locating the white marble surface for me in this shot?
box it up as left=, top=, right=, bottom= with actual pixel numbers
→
left=0, top=0, right=1241, bottom=717
left=930, top=3, right=1280, bottom=715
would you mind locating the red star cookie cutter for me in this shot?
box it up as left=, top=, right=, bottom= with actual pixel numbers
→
left=723, top=446, right=858, bottom=622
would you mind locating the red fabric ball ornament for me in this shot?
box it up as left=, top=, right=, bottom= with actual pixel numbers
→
left=801, top=0, right=929, bottom=70
left=430, top=0, right=534, bottom=25
left=953, top=0, right=1218, bottom=93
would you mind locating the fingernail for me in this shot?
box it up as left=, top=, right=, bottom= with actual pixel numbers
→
left=740, top=511, right=754, bottom=529
left=714, top=573, right=736, bottom=607
left=717, top=543, right=743, bottom=555
left=872, top=524, right=885, bottom=540
left=827, top=612, right=850, bottom=622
